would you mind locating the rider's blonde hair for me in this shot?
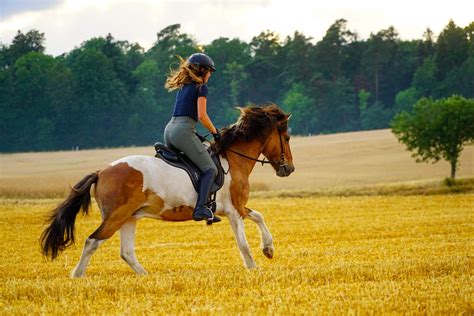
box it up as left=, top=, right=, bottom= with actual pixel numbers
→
left=165, top=56, right=207, bottom=91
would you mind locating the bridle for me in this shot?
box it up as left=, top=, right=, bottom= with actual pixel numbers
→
left=226, top=125, right=287, bottom=168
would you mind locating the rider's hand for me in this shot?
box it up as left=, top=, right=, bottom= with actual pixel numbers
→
left=212, top=129, right=221, bottom=142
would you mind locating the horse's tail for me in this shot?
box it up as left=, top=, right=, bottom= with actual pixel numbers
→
left=40, top=171, right=99, bottom=260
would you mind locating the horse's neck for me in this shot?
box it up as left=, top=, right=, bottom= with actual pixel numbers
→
left=226, top=140, right=262, bottom=177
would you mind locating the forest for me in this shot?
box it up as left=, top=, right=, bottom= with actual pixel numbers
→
left=0, top=19, right=473, bottom=152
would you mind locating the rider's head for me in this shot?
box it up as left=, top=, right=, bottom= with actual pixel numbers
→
left=188, top=53, right=216, bottom=73
left=165, top=53, right=216, bottom=91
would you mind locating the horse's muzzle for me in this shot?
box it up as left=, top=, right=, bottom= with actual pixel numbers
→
left=276, top=163, right=295, bottom=177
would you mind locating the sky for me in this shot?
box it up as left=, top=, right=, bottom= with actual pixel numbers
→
left=0, top=0, right=473, bottom=56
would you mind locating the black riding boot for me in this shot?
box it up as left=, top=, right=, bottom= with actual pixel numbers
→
left=193, top=169, right=221, bottom=225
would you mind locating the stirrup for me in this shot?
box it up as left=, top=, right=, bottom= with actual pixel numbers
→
left=206, top=216, right=221, bottom=225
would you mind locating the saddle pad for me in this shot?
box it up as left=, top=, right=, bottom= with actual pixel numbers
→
left=154, top=142, right=224, bottom=193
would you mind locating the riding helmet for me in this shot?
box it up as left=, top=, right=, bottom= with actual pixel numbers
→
left=187, top=53, right=216, bottom=72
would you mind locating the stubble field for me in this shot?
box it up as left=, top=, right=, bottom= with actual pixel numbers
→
left=1, top=129, right=473, bottom=314
left=1, top=194, right=473, bottom=314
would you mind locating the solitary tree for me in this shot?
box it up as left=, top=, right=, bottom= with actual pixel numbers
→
left=391, top=95, right=474, bottom=179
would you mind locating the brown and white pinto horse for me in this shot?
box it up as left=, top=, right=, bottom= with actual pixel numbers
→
left=41, top=104, right=294, bottom=278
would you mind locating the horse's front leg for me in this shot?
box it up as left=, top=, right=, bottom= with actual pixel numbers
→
left=247, top=208, right=274, bottom=259
left=226, top=209, right=257, bottom=269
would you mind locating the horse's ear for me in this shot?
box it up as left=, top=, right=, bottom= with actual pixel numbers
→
left=235, top=106, right=245, bottom=114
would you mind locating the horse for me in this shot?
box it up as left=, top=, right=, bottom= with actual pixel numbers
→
left=40, top=104, right=295, bottom=278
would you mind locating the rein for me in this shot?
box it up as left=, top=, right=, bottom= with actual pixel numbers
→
left=226, top=148, right=274, bottom=166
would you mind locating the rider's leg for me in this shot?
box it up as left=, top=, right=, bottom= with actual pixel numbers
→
left=193, top=168, right=220, bottom=222
left=181, top=140, right=220, bottom=223
left=178, top=134, right=220, bottom=223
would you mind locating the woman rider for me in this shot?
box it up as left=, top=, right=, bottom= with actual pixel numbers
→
left=164, top=53, right=221, bottom=224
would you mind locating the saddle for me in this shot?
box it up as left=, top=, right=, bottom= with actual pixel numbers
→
left=154, top=142, right=225, bottom=204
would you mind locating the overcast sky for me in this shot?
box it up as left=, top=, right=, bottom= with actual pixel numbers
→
left=0, top=0, right=472, bottom=56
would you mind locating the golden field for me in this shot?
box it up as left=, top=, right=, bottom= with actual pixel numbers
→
left=1, top=194, right=473, bottom=314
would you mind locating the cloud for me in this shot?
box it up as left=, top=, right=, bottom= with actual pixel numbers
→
left=0, top=0, right=472, bottom=56
left=0, top=0, right=64, bottom=19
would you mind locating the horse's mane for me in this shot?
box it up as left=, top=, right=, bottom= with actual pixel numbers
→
left=212, top=103, right=287, bottom=155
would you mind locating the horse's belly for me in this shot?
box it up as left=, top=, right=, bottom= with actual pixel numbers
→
left=158, top=205, right=194, bottom=221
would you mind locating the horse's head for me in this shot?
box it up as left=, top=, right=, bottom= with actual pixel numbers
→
left=213, top=104, right=295, bottom=177
left=260, top=108, right=295, bottom=177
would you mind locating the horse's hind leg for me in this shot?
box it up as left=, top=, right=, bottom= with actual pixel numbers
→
left=70, top=162, right=149, bottom=278
left=70, top=237, right=104, bottom=278
left=247, top=208, right=274, bottom=259
left=70, top=205, right=139, bottom=278
left=120, top=220, right=147, bottom=275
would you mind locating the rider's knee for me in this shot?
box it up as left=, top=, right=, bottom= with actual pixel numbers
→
left=204, top=166, right=218, bottom=178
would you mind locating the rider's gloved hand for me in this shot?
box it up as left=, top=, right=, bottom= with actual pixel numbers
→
left=212, top=129, right=221, bottom=142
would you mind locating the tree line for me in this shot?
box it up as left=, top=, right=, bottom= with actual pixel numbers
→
left=0, top=20, right=473, bottom=152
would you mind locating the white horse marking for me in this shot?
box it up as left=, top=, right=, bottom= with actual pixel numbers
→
left=70, top=238, right=105, bottom=278
left=120, top=220, right=147, bottom=275
left=248, top=209, right=274, bottom=259
left=227, top=209, right=257, bottom=269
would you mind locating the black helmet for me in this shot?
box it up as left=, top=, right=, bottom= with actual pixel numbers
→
left=187, top=53, right=216, bottom=72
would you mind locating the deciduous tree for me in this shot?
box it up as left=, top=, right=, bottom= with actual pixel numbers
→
left=391, top=95, right=474, bottom=179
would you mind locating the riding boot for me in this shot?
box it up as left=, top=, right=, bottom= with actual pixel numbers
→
left=193, top=169, right=221, bottom=225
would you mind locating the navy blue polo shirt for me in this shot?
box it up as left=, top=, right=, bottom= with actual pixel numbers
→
left=172, top=83, right=208, bottom=121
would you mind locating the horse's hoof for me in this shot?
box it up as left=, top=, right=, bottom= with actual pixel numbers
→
left=206, top=219, right=213, bottom=225
left=70, top=270, right=85, bottom=279
left=136, top=267, right=148, bottom=276
left=263, top=247, right=274, bottom=259
left=245, top=263, right=258, bottom=269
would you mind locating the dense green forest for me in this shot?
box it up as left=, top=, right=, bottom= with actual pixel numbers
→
left=1, top=20, right=473, bottom=152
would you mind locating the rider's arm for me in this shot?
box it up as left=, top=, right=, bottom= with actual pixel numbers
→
left=197, top=96, right=217, bottom=134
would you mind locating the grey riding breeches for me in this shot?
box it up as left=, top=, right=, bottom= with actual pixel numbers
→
left=163, top=116, right=217, bottom=174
